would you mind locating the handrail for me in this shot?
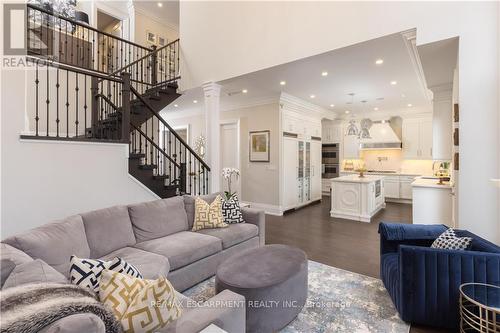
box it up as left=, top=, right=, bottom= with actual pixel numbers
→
left=25, top=56, right=123, bottom=83
left=130, top=86, right=210, bottom=171
left=101, top=39, right=180, bottom=83
left=96, top=94, right=119, bottom=111
left=131, top=123, right=181, bottom=169
left=27, top=4, right=151, bottom=51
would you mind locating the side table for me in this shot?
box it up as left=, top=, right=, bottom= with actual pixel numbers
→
left=459, top=283, right=499, bottom=332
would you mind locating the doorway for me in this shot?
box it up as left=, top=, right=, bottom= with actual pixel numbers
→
left=220, top=121, right=240, bottom=198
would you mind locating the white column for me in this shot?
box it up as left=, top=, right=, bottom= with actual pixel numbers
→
left=202, top=82, right=222, bottom=193
left=430, top=83, right=453, bottom=161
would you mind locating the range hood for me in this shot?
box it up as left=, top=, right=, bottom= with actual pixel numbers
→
left=359, top=120, right=402, bottom=150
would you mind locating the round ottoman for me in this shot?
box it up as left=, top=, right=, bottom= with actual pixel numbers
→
left=215, top=244, right=308, bottom=333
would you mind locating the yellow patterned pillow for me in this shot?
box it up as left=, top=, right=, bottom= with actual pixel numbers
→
left=99, top=270, right=182, bottom=332
left=192, top=195, right=228, bottom=231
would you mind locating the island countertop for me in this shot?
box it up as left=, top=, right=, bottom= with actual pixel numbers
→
left=331, top=174, right=385, bottom=183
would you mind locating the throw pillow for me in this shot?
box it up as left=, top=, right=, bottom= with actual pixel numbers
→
left=222, top=194, right=245, bottom=224
left=100, top=270, right=182, bottom=332
left=431, top=228, right=472, bottom=250
left=192, top=195, right=228, bottom=231
left=69, top=256, right=142, bottom=294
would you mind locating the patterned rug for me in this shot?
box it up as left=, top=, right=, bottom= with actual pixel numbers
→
left=183, top=260, right=409, bottom=333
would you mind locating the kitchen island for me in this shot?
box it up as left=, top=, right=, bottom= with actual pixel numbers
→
left=330, top=174, right=386, bottom=222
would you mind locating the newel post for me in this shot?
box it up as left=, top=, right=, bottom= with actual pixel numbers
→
left=121, top=72, right=131, bottom=143
left=150, top=45, right=158, bottom=85
left=90, top=77, right=99, bottom=138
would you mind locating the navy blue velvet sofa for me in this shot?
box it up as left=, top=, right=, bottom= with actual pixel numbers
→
left=378, top=222, right=500, bottom=329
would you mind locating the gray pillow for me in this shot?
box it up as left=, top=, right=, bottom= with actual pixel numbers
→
left=3, top=259, right=67, bottom=289
left=0, top=259, right=16, bottom=288
left=2, top=216, right=91, bottom=277
left=128, top=197, right=188, bottom=242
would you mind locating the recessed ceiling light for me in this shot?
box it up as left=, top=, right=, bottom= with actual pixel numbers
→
left=193, top=100, right=198, bottom=104
left=321, top=71, right=328, bottom=77
left=310, top=94, right=315, bottom=99
left=157, top=2, right=163, bottom=7
left=174, top=104, right=178, bottom=108
left=242, top=89, right=248, bottom=94
left=374, top=107, right=379, bottom=111
left=280, top=81, right=286, bottom=86
left=407, top=103, right=413, bottom=107
left=330, top=104, right=335, bottom=108
left=345, top=110, right=350, bottom=114
left=375, top=59, right=384, bottom=65
left=390, top=81, right=397, bottom=85
left=381, top=120, right=386, bottom=124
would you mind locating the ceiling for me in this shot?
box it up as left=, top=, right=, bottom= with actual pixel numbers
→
left=133, top=0, right=179, bottom=28
left=418, top=37, right=459, bottom=89
left=163, top=31, right=433, bottom=118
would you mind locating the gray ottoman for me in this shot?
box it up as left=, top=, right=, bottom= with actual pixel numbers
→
left=215, top=244, right=308, bottom=333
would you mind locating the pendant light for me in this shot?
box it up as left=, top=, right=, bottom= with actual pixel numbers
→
left=359, top=101, right=372, bottom=139
left=347, top=120, right=359, bottom=136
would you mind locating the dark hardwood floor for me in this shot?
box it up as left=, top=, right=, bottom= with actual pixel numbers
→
left=265, top=197, right=455, bottom=333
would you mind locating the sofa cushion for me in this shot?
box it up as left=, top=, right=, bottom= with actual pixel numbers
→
left=100, top=247, right=170, bottom=279
left=381, top=253, right=400, bottom=310
left=128, top=196, right=188, bottom=242
left=197, top=223, right=258, bottom=249
left=3, top=215, right=90, bottom=277
left=184, top=193, right=221, bottom=229
left=0, top=243, right=33, bottom=266
left=0, top=259, right=16, bottom=288
left=457, top=230, right=500, bottom=253
left=3, top=259, right=67, bottom=289
left=134, top=231, right=222, bottom=271
left=80, top=205, right=136, bottom=258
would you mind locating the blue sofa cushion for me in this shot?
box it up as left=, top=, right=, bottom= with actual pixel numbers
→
left=456, top=230, right=500, bottom=253
left=381, top=253, right=400, bottom=312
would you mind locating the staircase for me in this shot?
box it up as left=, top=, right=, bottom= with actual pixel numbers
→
left=22, top=4, right=210, bottom=197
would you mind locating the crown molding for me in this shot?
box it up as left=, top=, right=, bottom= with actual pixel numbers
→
left=221, top=94, right=279, bottom=112
left=133, top=7, right=179, bottom=33
left=280, top=92, right=335, bottom=120
left=401, top=29, right=433, bottom=102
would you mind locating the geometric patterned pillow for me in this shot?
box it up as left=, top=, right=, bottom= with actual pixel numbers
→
left=100, top=270, right=182, bottom=331
left=222, top=194, right=244, bottom=224
left=69, top=256, right=142, bottom=294
left=431, top=228, right=472, bottom=250
left=192, top=195, right=228, bottom=231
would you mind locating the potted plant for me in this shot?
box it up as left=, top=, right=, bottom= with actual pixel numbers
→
left=222, top=168, right=240, bottom=200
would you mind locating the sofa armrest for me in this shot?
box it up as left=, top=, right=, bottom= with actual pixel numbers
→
left=241, top=207, right=265, bottom=246
left=379, top=222, right=447, bottom=255
left=38, top=313, right=106, bottom=333
left=398, top=245, right=500, bottom=326
left=162, top=289, right=246, bottom=333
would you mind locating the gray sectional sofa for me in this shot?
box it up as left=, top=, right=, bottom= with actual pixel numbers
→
left=1, top=193, right=265, bottom=333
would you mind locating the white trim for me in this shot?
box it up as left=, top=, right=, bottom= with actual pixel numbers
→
left=241, top=201, right=283, bottom=216
left=19, top=137, right=128, bottom=148
left=280, top=92, right=331, bottom=119
left=128, top=175, right=161, bottom=199
left=220, top=119, right=241, bottom=196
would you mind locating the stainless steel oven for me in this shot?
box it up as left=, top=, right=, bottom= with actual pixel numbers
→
left=322, top=144, right=340, bottom=179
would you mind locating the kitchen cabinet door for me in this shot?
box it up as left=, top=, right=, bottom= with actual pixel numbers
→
left=343, top=135, right=360, bottom=159
left=283, top=137, right=299, bottom=209
left=403, top=120, right=420, bottom=159
left=330, top=124, right=342, bottom=143
left=384, top=178, right=400, bottom=198
left=419, top=120, right=433, bottom=159
left=322, top=122, right=332, bottom=143
left=400, top=181, right=413, bottom=199
left=310, top=141, right=322, bottom=200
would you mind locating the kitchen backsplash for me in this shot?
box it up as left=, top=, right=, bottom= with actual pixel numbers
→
left=342, top=150, right=433, bottom=175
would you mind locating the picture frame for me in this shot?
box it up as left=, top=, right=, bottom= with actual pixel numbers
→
left=146, top=31, right=156, bottom=44
left=249, top=130, right=270, bottom=162
left=158, top=36, right=167, bottom=47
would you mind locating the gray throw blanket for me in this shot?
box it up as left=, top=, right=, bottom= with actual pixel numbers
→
left=0, top=283, right=122, bottom=333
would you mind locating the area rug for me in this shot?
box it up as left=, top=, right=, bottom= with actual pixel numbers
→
left=183, top=260, right=409, bottom=333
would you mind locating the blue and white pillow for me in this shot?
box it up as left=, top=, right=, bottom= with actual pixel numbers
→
left=431, top=228, right=472, bottom=250
left=69, top=256, right=142, bottom=293
left=222, top=194, right=245, bottom=224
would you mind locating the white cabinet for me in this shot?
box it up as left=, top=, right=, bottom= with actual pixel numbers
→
left=322, top=120, right=342, bottom=143
left=384, top=176, right=400, bottom=198
left=283, top=137, right=299, bottom=210
left=403, top=118, right=433, bottom=159
left=310, top=140, right=322, bottom=200
left=399, top=176, right=415, bottom=199
left=412, top=180, right=453, bottom=226
left=322, top=179, right=332, bottom=195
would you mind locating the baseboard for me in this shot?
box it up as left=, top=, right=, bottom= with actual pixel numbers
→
left=241, top=201, right=283, bottom=216
left=385, top=198, right=412, bottom=204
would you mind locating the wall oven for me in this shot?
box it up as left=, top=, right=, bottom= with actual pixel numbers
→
left=322, top=144, right=339, bottom=179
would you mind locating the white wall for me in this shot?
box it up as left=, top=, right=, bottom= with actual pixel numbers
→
left=179, top=1, right=500, bottom=243
left=0, top=67, right=158, bottom=238
left=163, top=102, right=281, bottom=208
left=134, top=10, right=179, bottom=47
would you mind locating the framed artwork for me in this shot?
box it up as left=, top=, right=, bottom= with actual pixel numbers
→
left=158, top=36, right=167, bottom=46
left=249, top=130, right=270, bottom=162
left=146, top=31, right=156, bottom=44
